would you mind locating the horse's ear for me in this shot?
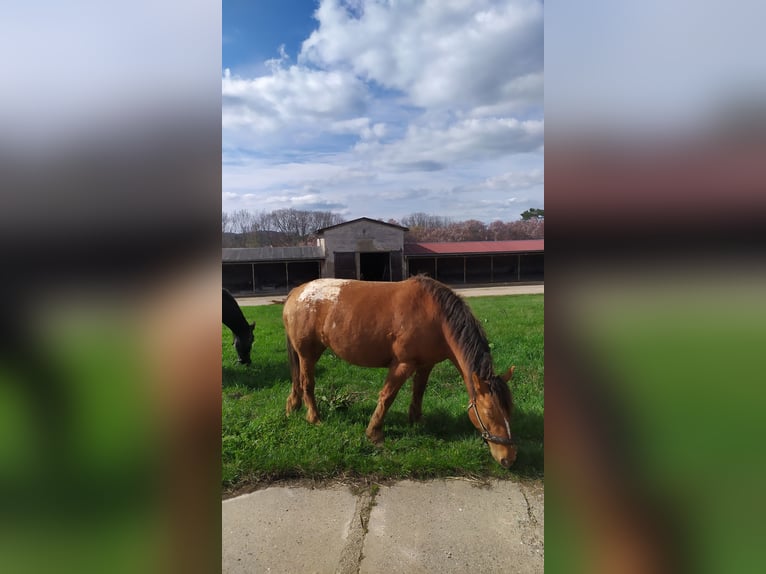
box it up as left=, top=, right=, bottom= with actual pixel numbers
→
left=471, top=372, right=486, bottom=395
left=501, top=366, right=515, bottom=383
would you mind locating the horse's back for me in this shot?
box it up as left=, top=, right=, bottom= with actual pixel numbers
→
left=284, top=278, right=446, bottom=367
left=284, top=278, right=411, bottom=321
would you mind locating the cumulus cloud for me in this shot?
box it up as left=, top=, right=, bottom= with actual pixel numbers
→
left=222, top=64, right=369, bottom=136
left=222, top=0, right=544, bottom=221
left=300, top=0, right=543, bottom=112
left=485, top=169, right=544, bottom=190
left=356, top=117, right=544, bottom=171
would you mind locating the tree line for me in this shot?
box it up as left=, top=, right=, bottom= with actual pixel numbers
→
left=222, top=208, right=543, bottom=248
left=222, top=209, right=345, bottom=247
left=396, top=210, right=543, bottom=243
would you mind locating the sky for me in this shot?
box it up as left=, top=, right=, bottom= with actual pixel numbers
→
left=222, top=0, right=544, bottom=224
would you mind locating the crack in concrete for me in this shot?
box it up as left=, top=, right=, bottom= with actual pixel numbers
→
left=520, top=485, right=544, bottom=558
left=335, top=487, right=375, bottom=574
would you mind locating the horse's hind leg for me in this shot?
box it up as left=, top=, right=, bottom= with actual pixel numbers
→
left=286, top=379, right=302, bottom=415
left=285, top=337, right=303, bottom=415
left=301, top=358, right=321, bottom=424
left=366, top=362, right=416, bottom=444
left=408, top=365, right=433, bottom=424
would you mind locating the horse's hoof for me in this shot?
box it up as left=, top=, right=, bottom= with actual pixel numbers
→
left=365, top=429, right=385, bottom=445
left=306, top=413, right=321, bottom=425
left=286, top=399, right=302, bottom=414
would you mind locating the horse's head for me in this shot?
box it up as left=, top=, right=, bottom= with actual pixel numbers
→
left=468, top=366, right=516, bottom=468
left=233, top=322, right=255, bottom=365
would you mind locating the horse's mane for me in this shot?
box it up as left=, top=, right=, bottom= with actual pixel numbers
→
left=414, top=276, right=511, bottom=411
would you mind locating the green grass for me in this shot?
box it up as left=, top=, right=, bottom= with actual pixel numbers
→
left=222, top=294, right=543, bottom=491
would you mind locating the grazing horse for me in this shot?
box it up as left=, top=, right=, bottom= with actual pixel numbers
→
left=222, top=289, right=254, bottom=365
left=282, top=276, right=517, bottom=468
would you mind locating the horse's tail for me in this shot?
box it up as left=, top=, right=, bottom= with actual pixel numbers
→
left=286, top=334, right=300, bottom=387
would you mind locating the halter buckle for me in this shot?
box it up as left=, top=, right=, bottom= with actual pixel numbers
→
left=468, top=401, right=515, bottom=446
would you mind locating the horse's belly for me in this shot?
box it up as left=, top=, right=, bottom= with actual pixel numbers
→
left=324, top=336, right=393, bottom=368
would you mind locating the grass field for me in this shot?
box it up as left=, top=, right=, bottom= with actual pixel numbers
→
left=222, top=293, right=543, bottom=492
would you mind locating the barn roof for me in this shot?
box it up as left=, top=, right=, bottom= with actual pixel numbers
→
left=404, top=240, right=544, bottom=256
left=315, top=217, right=409, bottom=234
left=222, top=246, right=324, bottom=262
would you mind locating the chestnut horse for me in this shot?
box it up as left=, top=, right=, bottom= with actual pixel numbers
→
left=282, top=276, right=517, bottom=468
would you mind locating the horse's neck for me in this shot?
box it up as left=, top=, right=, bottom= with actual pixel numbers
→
left=441, top=320, right=495, bottom=401
left=441, top=323, right=478, bottom=394
left=223, top=299, right=249, bottom=334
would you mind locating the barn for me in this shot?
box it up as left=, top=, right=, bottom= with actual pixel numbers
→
left=222, top=217, right=543, bottom=295
left=405, top=240, right=544, bottom=285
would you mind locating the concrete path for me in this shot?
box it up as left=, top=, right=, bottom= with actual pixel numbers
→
left=235, top=283, right=543, bottom=307
left=222, top=478, right=543, bottom=574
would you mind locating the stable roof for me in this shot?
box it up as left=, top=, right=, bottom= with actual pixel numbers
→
left=404, top=240, right=544, bottom=256
left=222, top=246, right=324, bottom=263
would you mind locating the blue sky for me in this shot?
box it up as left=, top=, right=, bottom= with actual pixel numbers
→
left=222, top=0, right=544, bottom=223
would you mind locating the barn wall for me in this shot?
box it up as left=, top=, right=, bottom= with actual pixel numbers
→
left=222, top=260, right=321, bottom=294
left=406, top=253, right=544, bottom=285
left=320, top=220, right=405, bottom=279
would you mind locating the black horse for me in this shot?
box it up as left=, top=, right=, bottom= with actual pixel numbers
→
left=223, top=289, right=254, bottom=365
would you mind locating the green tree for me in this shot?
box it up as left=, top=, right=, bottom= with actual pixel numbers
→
left=520, top=208, right=544, bottom=220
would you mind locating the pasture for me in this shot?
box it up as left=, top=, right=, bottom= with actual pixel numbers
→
left=222, top=293, right=543, bottom=493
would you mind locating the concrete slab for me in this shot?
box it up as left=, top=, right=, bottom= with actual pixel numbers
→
left=360, top=479, right=543, bottom=574
left=222, top=484, right=358, bottom=574
left=221, top=479, right=543, bottom=574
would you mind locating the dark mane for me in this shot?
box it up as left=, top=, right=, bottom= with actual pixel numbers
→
left=414, top=276, right=511, bottom=412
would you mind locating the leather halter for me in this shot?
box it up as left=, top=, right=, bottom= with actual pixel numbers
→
left=467, top=398, right=515, bottom=446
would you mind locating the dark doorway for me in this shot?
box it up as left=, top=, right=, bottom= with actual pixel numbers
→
left=334, top=252, right=357, bottom=279
left=222, top=264, right=253, bottom=294
left=408, top=257, right=436, bottom=279
left=287, top=261, right=321, bottom=289
left=360, top=252, right=390, bottom=281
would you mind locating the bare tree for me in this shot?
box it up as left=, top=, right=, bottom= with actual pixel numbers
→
left=401, top=212, right=452, bottom=230
left=404, top=213, right=543, bottom=243
left=488, top=219, right=509, bottom=240
left=308, top=210, right=344, bottom=232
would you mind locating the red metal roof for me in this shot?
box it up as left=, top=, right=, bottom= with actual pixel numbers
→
left=405, top=240, right=544, bottom=256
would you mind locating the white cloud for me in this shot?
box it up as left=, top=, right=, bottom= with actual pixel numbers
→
left=355, top=117, right=543, bottom=171
left=222, top=64, right=369, bottom=137
left=484, top=169, right=544, bottom=190
left=300, top=0, right=543, bottom=112
left=222, top=0, right=544, bottom=222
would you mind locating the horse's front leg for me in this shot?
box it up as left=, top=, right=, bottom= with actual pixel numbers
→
left=408, top=365, right=434, bottom=424
left=366, top=362, right=415, bottom=444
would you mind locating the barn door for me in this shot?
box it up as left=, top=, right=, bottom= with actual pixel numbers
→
left=334, top=251, right=357, bottom=279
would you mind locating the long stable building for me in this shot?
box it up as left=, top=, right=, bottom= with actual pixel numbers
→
left=223, top=217, right=543, bottom=295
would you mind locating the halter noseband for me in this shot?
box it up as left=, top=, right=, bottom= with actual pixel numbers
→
left=467, top=399, right=515, bottom=446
